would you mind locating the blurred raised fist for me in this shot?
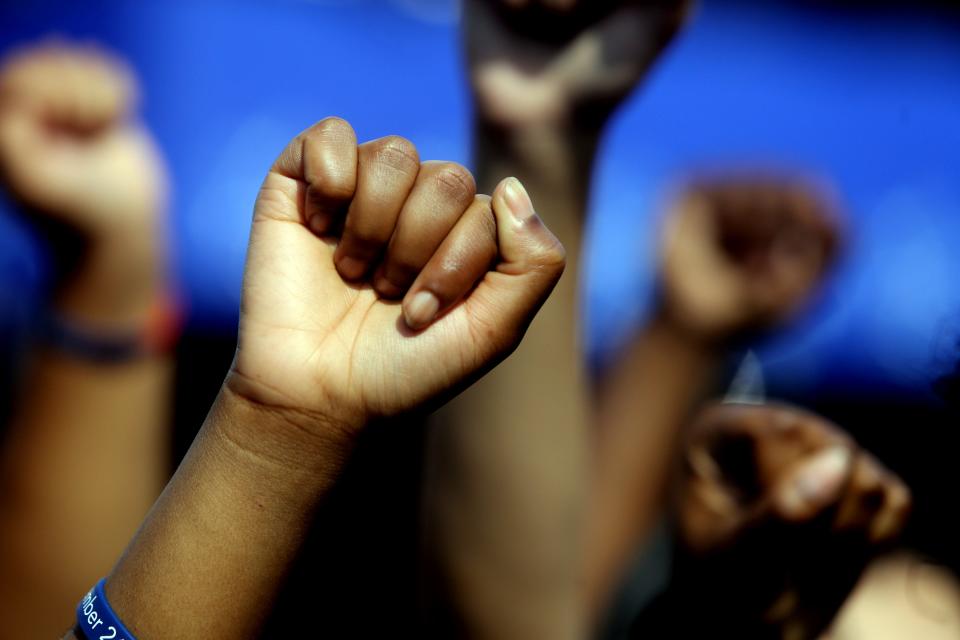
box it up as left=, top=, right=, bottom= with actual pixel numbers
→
left=673, top=403, right=911, bottom=638
left=464, top=0, right=692, bottom=129
left=227, top=117, right=566, bottom=440
left=659, top=179, right=839, bottom=341
left=0, top=42, right=168, bottom=327
left=0, top=42, right=165, bottom=238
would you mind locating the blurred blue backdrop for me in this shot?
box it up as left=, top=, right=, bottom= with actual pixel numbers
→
left=1, top=0, right=958, bottom=402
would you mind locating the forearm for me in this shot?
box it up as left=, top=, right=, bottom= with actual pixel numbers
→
left=473, top=118, right=599, bottom=246
left=0, top=353, right=170, bottom=639
left=584, top=315, right=718, bottom=619
left=99, top=385, right=352, bottom=638
left=422, top=121, right=598, bottom=639
left=0, top=229, right=173, bottom=638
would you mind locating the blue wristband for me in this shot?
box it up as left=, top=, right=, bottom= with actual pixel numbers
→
left=76, top=578, right=137, bottom=640
left=41, top=314, right=146, bottom=363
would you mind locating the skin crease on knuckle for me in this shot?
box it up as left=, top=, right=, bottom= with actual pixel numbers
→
left=422, top=210, right=497, bottom=305
left=372, top=135, right=419, bottom=178
left=432, top=162, right=476, bottom=204
left=383, top=166, right=474, bottom=259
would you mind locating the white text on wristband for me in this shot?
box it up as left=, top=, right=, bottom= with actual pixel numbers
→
left=76, top=579, right=137, bottom=640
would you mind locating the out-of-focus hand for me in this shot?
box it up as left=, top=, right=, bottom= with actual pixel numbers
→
left=674, top=402, right=911, bottom=639
left=227, top=117, right=566, bottom=447
left=659, top=179, right=839, bottom=341
left=0, top=42, right=168, bottom=327
left=465, top=0, right=692, bottom=129
left=0, top=42, right=165, bottom=238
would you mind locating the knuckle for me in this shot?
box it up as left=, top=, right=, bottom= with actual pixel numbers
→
left=310, top=116, right=354, bottom=142
left=374, top=135, right=419, bottom=174
left=302, top=118, right=356, bottom=198
left=476, top=198, right=498, bottom=244
left=432, top=162, right=476, bottom=202
left=528, top=218, right=567, bottom=269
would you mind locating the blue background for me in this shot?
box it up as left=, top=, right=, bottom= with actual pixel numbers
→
left=1, top=0, right=959, bottom=404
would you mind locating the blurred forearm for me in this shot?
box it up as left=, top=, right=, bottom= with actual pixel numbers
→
left=424, top=121, right=599, bottom=640
left=583, top=175, right=840, bottom=624
left=0, top=41, right=176, bottom=639
left=472, top=119, right=600, bottom=228
left=0, top=244, right=171, bottom=640
left=584, top=315, right=718, bottom=621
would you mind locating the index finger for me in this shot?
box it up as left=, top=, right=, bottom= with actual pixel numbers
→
left=268, top=117, right=358, bottom=229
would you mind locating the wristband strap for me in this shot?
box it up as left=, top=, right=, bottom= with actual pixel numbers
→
left=42, top=290, right=184, bottom=363
left=76, top=578, right=137, bottom=640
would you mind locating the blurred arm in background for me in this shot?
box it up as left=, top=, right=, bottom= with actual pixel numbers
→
left=424, top=2, right=690, bottom=637
left=631, top=402, right=911, bottom=639
left=584, top=180, right=839, bottom=623
left=0, top=42, right=172, bottom=639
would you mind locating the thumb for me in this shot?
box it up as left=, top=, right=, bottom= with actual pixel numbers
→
left=468, top=177, right=566, bottom=345
left=771, top=445, right=852, bottom=522
left=686, top=445, right=852, bottom=550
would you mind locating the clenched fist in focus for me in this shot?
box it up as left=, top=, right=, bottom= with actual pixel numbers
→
left=227, top=117, right=567, bottom=448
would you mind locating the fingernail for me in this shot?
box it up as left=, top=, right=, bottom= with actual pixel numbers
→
left=789, top=446, right=851, bottom=507
left=338, top=256, right=366, bottom=281
left=404, top=290, right=439, bottom=330
left=502, top=177, right=535, bottom=222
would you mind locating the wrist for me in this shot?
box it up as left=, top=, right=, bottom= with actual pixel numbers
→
left=646, top=307, right=726, bottom=359
left=54, top=223, right=166, bottom=331
left=215, top=378, right=358, bottom=491
left=473, top=116, right=600, bottom=200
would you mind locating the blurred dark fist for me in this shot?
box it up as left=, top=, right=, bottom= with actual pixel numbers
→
left=464, top=0, right=692, bottom=129
left=659, top=178, right=840, bottom=341
left=674, top=402, right=911, bottom=639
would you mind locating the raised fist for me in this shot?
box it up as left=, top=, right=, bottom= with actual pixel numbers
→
left=659, top=178, right=840, bottom=341
left=673, top=402, right=911, bottom=638
left=0, top=42, right=168, bottom=327
left=464, top=0, right=692, bottom=129
left=0, top=42, right=165, bottom=238
left=227, top=117, right=566, bottom=440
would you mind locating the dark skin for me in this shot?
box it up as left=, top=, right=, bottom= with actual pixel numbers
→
left=58, top=116, right=568, bottom=639
left=635, top=402, right=911, bottom=639
left=465, top=0, right=692, bottom=131
left=659, top=179, right=841, bottom=339
left=585, top=177, right=841, bottom=621
left=0, top=42, right=171, bottom=640
left=427, top=3, right=691, bottom=637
